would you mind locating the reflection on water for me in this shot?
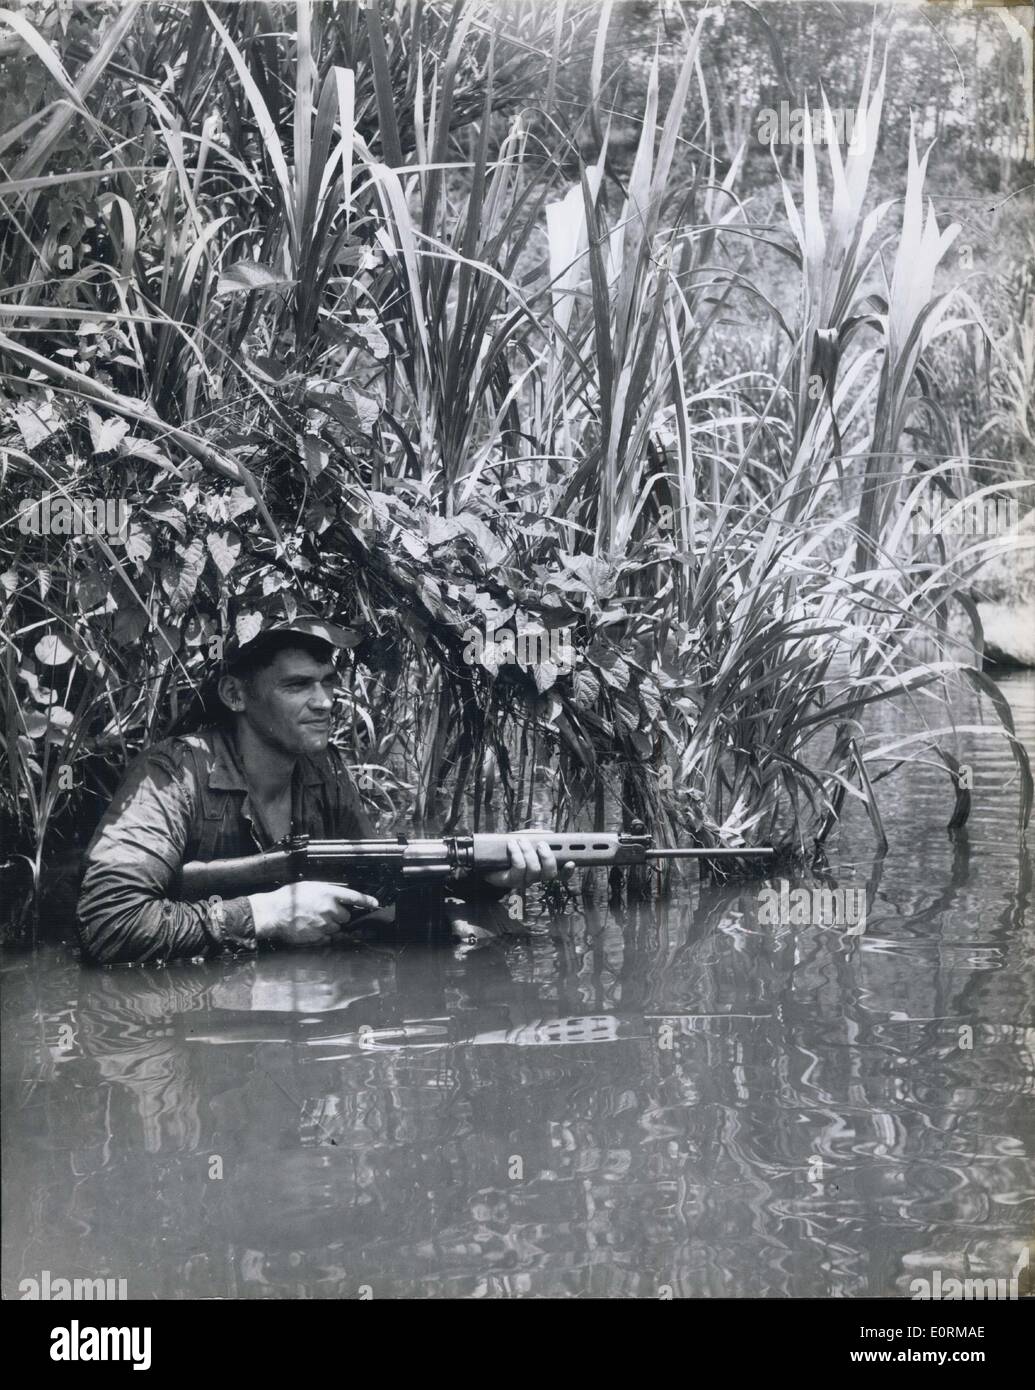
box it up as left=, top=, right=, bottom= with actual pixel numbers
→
left=2, top=675, right=1033, bottom=1299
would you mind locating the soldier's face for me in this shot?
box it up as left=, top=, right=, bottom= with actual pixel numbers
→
left=233, top=649, right=337, bottom=757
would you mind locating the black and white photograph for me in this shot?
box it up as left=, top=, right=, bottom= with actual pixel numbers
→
left=1, top=0, right=1032, bottom=1346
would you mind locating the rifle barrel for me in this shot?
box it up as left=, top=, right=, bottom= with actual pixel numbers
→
left=648, top=847, right=773, bottom=859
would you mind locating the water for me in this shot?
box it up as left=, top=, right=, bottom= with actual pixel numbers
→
left=3, top=674, right=1033, bottom=1300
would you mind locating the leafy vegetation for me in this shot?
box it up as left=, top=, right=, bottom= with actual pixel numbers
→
left=1, top=0, right=1031, bottom=922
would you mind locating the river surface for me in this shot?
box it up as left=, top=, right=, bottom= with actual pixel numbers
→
left=3, top=674, right=1033, bottom=1300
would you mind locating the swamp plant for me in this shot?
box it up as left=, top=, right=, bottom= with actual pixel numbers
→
left=0, top=1, right=1030, bottom=921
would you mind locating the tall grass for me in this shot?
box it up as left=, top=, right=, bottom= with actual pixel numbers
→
left=0, top=1, right=1030, bottom=923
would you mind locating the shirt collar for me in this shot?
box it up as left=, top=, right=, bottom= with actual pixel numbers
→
left=206, top=726, right=249, bottom=792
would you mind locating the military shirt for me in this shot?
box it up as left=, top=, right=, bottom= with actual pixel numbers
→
left=76, top=726, right=373, bottom=965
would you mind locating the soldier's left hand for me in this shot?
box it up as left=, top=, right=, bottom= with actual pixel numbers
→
left=484, top=837, right=576, bottom=891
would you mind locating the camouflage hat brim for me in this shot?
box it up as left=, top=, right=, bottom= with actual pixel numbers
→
left=256, top=618, right=361, bottom=650
left=225, top=617, right=362, bottom=665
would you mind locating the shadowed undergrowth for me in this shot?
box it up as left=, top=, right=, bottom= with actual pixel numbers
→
left=0, top=1, right=1031, bottom=922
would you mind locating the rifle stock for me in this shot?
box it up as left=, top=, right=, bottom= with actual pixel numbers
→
left=178, top=849, right=295, bottom=900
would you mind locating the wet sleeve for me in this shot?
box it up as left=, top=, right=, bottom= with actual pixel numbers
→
left=76, top=749, right=256, bottom=965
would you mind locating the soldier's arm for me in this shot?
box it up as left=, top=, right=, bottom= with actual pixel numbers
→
left=76, top=749, right=255, bottom=965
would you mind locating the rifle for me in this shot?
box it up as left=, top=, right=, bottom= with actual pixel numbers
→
left=176, top=826, right=773, bottom=903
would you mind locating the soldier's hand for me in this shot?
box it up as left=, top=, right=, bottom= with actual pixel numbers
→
left=249, top=881, right=380, bottom=945
left=484, top=838, right=576, bottom=891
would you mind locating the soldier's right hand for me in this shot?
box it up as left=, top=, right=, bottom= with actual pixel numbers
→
left=249, top=881, right=380, bottom=945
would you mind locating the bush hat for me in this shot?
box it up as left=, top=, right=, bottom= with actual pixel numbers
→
left=223, top=616, right=361, bottom=673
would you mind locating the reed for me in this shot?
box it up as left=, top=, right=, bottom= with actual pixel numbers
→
left=1, top=2, right=1030, bottom=920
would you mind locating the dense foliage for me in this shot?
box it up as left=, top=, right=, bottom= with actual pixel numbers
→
left=1, top=0, right=1032, bottom=916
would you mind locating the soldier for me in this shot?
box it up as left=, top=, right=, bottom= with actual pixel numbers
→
left=76, top=619, right=566, bottom=964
